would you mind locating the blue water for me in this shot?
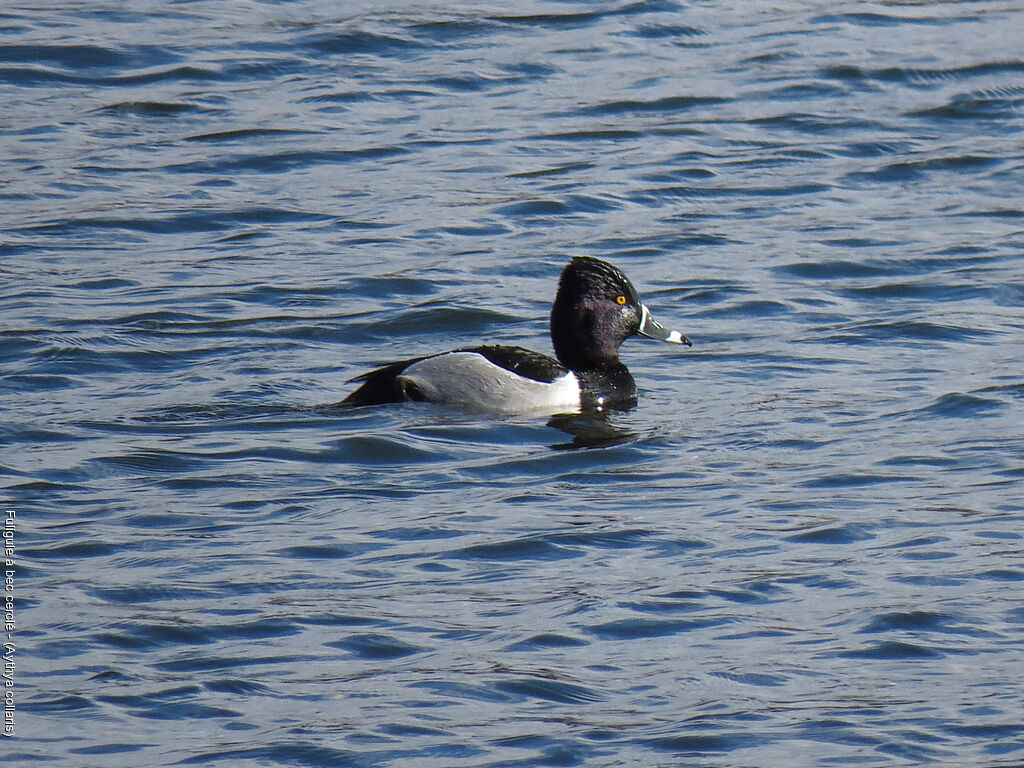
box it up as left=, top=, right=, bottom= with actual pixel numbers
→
left=3, top=1, right=1024, bottom=765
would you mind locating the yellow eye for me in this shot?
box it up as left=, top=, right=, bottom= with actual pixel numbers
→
left=615, top=295, right=627, bottom=305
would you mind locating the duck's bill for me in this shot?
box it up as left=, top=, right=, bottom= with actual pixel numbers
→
left=638, top=304, right=692, bottom=346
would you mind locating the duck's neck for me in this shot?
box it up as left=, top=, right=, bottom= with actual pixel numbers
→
left=550, top=306, right=621, bottom=372
left=551, top=329, right=637, bottom=408
left=554, top=345, right=620, bottom=373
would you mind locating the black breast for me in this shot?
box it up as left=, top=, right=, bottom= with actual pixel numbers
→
left=576, top=363, right=637, bottom=410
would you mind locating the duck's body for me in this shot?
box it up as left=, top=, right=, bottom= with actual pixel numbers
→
left=343, top=345, right=582, bottom=414
left=341, top=256, right=690, bottom=414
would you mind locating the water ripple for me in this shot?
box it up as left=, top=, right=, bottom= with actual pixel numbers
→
left=6, top=1, right=1024, bottom=766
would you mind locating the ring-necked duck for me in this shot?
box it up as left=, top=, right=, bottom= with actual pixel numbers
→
left=341, top=255, right=691, bottom=414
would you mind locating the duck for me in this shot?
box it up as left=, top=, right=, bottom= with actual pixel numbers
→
left=341, top=255, right=691, bottom=414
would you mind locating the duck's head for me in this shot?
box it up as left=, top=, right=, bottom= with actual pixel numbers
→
left=550, top=256, right=691, bottom=371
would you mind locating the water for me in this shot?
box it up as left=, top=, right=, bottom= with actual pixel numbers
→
left=3, top=1, right=1024, bottom=765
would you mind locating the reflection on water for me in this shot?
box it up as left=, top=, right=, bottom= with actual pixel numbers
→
left=547, top=411, right=637, bottom=451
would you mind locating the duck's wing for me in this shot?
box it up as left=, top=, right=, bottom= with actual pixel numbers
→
left=466, top=345, right=569, bottom=383
left=340, top=346, right=568, bottom=407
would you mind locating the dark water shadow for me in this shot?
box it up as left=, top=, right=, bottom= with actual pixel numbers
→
left=546, top=411, right=636, bottom=451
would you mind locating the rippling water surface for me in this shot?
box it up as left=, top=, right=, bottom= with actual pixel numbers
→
left=4, top=1, right=1024, bottom=765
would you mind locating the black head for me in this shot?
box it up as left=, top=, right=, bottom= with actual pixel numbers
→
left=549, top=256, right=690, bottom=372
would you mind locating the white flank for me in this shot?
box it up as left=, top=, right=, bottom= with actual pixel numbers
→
left=399, top=352, right=581, bottom=415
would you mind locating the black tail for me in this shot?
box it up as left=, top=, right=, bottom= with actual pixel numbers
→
left=339, top=356, right=428, bottom=406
